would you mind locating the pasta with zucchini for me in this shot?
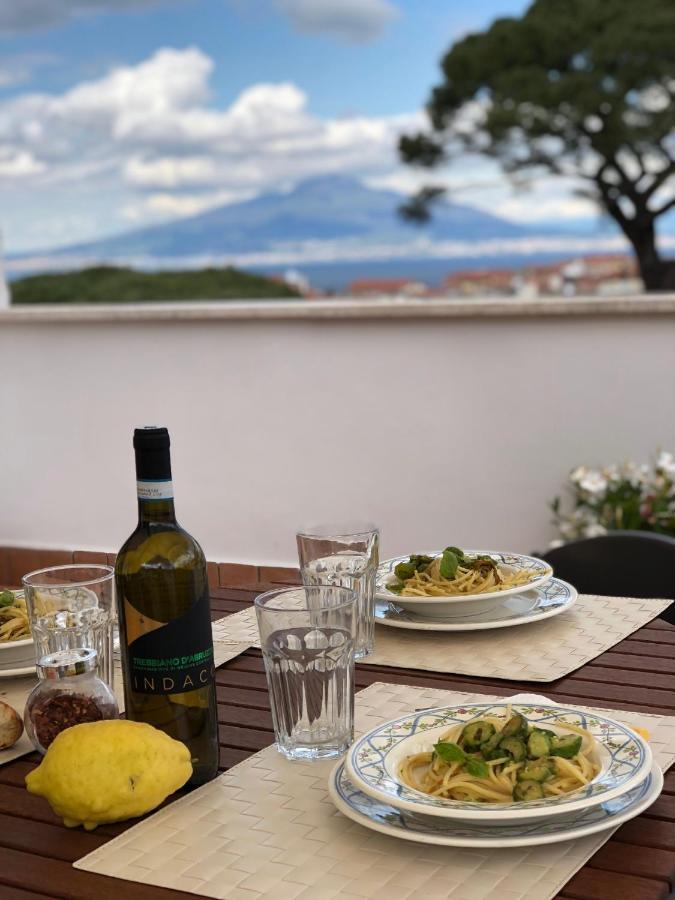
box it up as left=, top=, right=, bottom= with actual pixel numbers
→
left=399, top=711, right=600, bottom=803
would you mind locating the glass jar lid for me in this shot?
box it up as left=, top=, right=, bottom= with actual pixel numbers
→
left=37, top=648, right=99, bottom=680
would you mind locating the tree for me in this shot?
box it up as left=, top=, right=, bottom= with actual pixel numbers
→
left=399, top=0, right=675, bottom=291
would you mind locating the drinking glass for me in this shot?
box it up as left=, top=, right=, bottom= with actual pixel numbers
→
left=22, top=565, right=116, bottom=689
left=297, top=523, right=379, bottom=659
left=255, top=586, right=356, bottom=760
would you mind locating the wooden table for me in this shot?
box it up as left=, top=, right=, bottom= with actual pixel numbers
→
left=1, top=571, right=674, bottom=900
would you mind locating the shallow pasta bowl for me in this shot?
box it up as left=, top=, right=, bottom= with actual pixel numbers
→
left=344, top=702, right=652, bottom=824
left=376, top=551, right=553, bottom=617
left=0, top=591, right=35, bottom=670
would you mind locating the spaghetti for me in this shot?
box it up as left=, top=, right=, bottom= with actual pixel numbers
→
left=389, top=547, right=539, bottom=597
left=398, top=711, right=600, bottom=803
left=0, top=592, right=31, bottom=643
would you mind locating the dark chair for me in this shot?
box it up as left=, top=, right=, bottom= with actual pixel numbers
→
left=541, top=531, right=675, bottom=626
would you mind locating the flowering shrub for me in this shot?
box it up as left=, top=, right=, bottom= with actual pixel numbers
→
left=550, top=451, right=675, bottom=547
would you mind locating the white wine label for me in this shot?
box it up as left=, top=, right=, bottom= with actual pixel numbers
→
left=137, top=479, right=174, bottom=500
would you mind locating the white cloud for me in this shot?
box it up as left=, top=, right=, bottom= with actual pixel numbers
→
left=0, top=148, right=45, bottom=177
left=0, top=44, right=613, bottom=253
left=275, top=0, right=397, bottom=42
left=0, top=0, right=175, bottom=33
left=122, top=188, right=255, bottom=220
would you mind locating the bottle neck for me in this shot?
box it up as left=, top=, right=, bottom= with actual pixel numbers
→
left=138, top=495, right=177, bottom=525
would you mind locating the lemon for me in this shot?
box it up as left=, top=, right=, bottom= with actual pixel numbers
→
left=25, top=719, right=192, bottom=830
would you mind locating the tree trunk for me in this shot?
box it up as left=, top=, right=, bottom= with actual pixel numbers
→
left=621, top=216, right=675, bottom=292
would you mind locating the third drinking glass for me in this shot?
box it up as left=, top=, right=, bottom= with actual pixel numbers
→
left=296, top=523, right=379, bottom=659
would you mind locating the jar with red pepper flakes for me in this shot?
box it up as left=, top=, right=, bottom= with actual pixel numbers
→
left=24, top=648, right=118, bottom=753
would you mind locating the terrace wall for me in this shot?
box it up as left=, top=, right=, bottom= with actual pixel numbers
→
left=2, top=296, right=674, bottom=564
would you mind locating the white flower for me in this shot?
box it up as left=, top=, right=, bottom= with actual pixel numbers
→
left=570, top=465, right=589, bottom=484
left=579, top=470, right=608, bottom=497
left=656, top=451, right=675, bottom=478
left=548, top=538, right=564, bottom=549
left=602, top=464, right=620, bottom=483
left=583, top=523, right=607, bottom=538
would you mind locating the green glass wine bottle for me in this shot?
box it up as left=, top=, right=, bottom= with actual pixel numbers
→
left=115, top=427, right=219, bottom=786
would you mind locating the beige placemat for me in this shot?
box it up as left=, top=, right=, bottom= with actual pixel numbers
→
left=74, top=682, right=675, bottom=900
left=212, top=594, right=672, bottom=682
left=0, top=618, right=250, bottom=767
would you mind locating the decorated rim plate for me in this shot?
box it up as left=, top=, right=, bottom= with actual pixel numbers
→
left=345, top=702, right=652, bottom=823
left=329, top=761, right=662, bottom=848
left=375, top=578, right=576, bottom=632
left=376, top=550, right=553, bottom=617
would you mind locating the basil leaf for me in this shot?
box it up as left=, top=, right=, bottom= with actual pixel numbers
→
left=387, top=581, right=403, bottom=595
left=465, top=757, right=489, bottom=778
left=433, top=741, right=466, bottom=763
left=439, top=549, right=460, bottom=580
left=444, top=546, right=465, bottom=561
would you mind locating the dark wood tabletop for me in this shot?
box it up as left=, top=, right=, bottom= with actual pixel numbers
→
left=1, top=560, right=674, bottom=900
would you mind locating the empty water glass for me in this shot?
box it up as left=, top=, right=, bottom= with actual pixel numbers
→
left=255, top=586, right=356, bottom=760
left=297, top=523, right=379, bottom=659
left=22, top=565, right=116, bottom=689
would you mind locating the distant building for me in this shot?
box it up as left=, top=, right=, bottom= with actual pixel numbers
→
left=348, top=277, right=429, bottom=297
left=442, top=268, right=516, bottom=297
left=520, top=254, right=639, bottom=297
left=438, top=254, right=640, bottom=300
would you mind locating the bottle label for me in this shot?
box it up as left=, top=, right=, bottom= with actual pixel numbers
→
left=137, top=479, right=174, bottom=500
left=125, top=591, right=215, bottom=695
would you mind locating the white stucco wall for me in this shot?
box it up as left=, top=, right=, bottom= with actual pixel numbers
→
left=2, top=298, right=674, bottom=564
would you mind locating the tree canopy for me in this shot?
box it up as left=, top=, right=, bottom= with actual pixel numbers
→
left=400, top=0, right=675, bottom=290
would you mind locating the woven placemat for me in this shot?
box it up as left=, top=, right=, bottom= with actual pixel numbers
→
left=212, top=593, right=671, bottom=682
left=74, top=682, right=675, bottom=900
left=0, top=619, right=250, bottom=768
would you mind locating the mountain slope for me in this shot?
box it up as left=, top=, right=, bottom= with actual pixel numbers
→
left=52, top=175, right=542, bottom=259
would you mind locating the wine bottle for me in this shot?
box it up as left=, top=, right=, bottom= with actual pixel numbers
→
left=115, top=426, right=218, bottom=785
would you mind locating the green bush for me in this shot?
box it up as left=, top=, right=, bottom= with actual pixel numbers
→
left=10, top=266, right=300, bottom=304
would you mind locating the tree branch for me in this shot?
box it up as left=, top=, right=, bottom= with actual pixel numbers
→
left=653, top=195, right=675, bottom=217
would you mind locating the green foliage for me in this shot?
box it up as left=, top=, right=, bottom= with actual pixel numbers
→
left=10, top=266, right=300, bottom=304
left=400, top=0, right=675, bottom=289
left=551, top=453, right=675, bottom=543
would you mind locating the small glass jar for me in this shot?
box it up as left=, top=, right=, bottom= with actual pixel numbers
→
left=24, top=648, right=118, bottom=754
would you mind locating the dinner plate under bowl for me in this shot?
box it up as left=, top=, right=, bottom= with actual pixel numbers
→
left=0, top=663, right=36, bottom=679
left=0, top=636, right=35, bottom=670
left=329, top=761, right=662, bottom=849
left=376, top=550, right=553, bottom=617
left=345, top=702, right=652, bottom=824
left=375, top=578, right=576, bottom=632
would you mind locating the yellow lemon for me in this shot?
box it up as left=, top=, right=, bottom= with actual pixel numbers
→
left=25, top=719, right=192, bottom=830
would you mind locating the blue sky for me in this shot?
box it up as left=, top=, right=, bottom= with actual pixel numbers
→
left=0, top=0, right=634, bottom=254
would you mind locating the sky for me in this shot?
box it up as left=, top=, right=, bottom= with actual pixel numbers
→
left=0, top=0, right=626, bottom=253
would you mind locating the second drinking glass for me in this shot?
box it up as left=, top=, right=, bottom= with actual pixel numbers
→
left=296, top=523, right=379, bottom=659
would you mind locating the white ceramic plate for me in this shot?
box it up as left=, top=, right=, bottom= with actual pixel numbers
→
left=0, top=664, right=36, bottom=679
left=375, top=578, right=576, bottom=632
left=329, top=761, right=662, bottom=848
left=345, top=702, right=652, bottom=824
left=377, top=550, right=553, bottom=617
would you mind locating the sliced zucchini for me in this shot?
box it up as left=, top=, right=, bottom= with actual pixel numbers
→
left=480, top=731, right=502, bottom=756
left=532, top=727, right=556, bottom=738
left=527, top=731, right=552, bottom=759
left=513, top=780, right=545, bottom=802
left=517, top=761, right=555, bottom=783
left=550, top=734, right=583, bottom=758
left=501, top=713, right=528, bottom=738
left=499, top=736, right=527, bottom=761
left=461, top=720, right=496, bottom=750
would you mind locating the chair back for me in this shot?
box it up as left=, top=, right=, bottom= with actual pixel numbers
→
left=541, top=531, right=675, bottom=625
